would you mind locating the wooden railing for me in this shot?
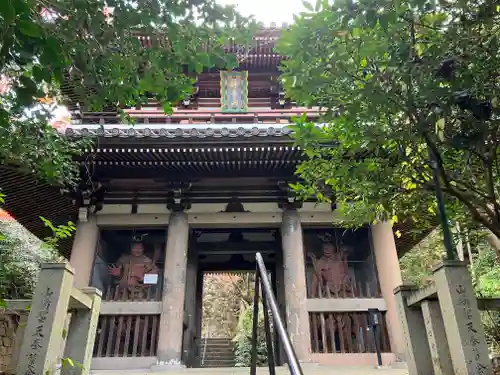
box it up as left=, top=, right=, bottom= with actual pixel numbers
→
left=102, top=284, right=162, bottom=302
left=94, top=314, right=159, bottom=358
left=76, top=107, right=322, bottom=125
left=93, top=302, right=161, bottom=359
left=309, top=311, right=391, bottom=354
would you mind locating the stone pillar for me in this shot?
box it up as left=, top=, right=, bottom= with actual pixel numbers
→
left=275, top=242, right=287, bottom=365
left=393, top=285, right=433, bottom=375
left=421, top=300, right=453, bottom=375
left=8, top=312, right=29, bottom=374
left=371, top=222, right=405, bottom=357
left=17, top=263, right=74, bottom=375
left=433, top=261, right=493, bottom=375
left=194, top=269, right=204, bottom=367
left=281, top=208, right=311, bottom=362
left=182, top=240, right=198, bottom=367
left=61, top=287, right=102, bottom=375
left=156, top=211, right=189, bottom=368
left=70, top=213, right=99, bottom=288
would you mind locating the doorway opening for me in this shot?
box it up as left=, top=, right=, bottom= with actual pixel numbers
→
left=193, top=228, right=282, bottom=368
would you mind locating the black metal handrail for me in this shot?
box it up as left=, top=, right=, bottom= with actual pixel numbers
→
left=250, top=252, right=304, bottom=375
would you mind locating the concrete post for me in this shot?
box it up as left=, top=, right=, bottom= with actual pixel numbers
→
left=371, top=222, right=405, bottom=357
left=433, top=261, right=493, bottom=375
left=70, top=216, right=99, bottom=288
left=393, top=285, right=433, bottom=375
left=420, top=300, right=454, bottom=375
left=17, top=263, right=74, bottom=375
left=61, top=287, right=102, bottom=375
left=281, top=208, right=311, bottom=362
left=156, top=211, right=189, bottom=368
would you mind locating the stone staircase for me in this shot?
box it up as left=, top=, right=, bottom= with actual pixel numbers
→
left=200, top=338, right=236, bottom=368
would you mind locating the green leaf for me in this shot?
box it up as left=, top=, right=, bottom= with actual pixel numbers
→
left=435, top=118, right=445, bottom=141
left=379, top=14, right=389, bottom=32
left=17, top=20, right=42, bottom=38
left=162, top=102, right=173, bottom=115
left=0, top=0, right=16, bottom=25
left=302, top=0, right=314, bottom=11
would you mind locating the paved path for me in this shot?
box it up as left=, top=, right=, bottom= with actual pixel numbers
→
left=91, top=365, right=409, bottom=375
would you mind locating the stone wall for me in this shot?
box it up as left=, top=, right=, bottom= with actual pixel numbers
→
left=0, top=313, right=17, bottom=375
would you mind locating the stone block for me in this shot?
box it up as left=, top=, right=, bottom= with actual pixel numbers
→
left=433, top=261, right=493, bottom=375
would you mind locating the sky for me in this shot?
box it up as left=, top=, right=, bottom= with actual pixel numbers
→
left=216, top=0, right=305, bottom=25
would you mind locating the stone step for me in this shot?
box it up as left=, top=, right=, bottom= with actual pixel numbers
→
left=203, top=347, right=234, bottom=352
left=203, top=352, right=235, bottom=359
left=201, top=343, right=234, bottom=350
left=203, top=340, right=233, bottom=345
left=201, top=361, right=236, bottom=368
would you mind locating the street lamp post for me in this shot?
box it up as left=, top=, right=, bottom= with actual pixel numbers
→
left=427, top=145, right=457, bottom=260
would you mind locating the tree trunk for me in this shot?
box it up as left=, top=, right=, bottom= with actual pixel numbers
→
left=485, top=229, right=500, bottom=264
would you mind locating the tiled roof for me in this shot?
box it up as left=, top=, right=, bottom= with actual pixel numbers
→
left=61, top=124, right=294, bottom=139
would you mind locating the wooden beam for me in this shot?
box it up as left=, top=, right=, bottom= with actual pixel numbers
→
left=306, top=298, right=387, bottom=312
left=100, top=301, right=161, bottom=315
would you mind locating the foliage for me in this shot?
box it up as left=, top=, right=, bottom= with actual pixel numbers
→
left=400, top=229, right=445, bottom=286
left=233, top=301, right=268, bottom=367
left=277, top=0, right=500, bottom=240
left=471, top=243, right=500, bottom=353
left=201, top=272, right=269, bottom=366
left=0, top=218, right=63, bottom=300
left=0, top=192, right=76, bottom=301
left=0, top=0, right=256, bottom=186
left=202, top=273, right=254, bottom=338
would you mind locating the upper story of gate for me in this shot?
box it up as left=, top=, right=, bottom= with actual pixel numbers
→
left=59, top=26, right=322, bottom=129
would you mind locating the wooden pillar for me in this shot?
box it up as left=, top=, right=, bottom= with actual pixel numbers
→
left=61, top=287, right=102, bottom=375
left=371, top=222, right=405, bottom=357
left=17, top=263, right=74, bottom=375
left=156, top=211, right=189, bottom=368
left=70, top=212, right=99, bottom=288
left=281, top=207, right=311, bottom=362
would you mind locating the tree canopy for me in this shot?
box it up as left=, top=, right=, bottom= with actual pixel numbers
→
left=277, top=0, right=500, bottom=240
left=0, top=0, right=255, bottom=186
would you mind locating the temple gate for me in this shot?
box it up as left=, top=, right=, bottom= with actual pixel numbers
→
left=0, top=27, right=416, bottom=372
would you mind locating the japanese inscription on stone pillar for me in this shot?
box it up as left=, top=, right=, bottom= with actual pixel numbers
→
left=455, top=284, right=488, bottom=375
left=25, top=287, right=53, bottom=375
